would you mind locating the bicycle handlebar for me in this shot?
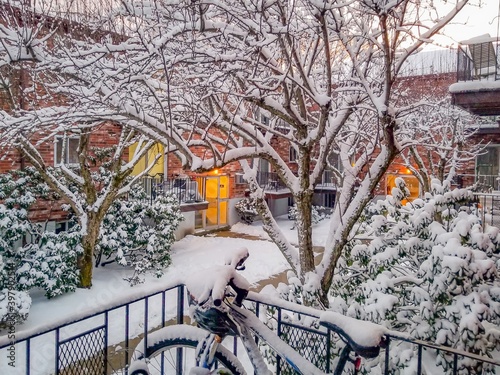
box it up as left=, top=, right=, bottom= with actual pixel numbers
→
left=213, top=278, right=249, bottom=307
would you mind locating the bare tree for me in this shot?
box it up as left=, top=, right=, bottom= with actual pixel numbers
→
left=0, top=0, right=471, bottom=302
left=0, top=3, right=162, bottom=287
left=399, top=100, right=483, bottom=193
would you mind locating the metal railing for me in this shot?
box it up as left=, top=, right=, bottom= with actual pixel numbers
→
left=256, top=171, right=288, bottom=192
left=0, top=282, right=186, bottom=375
left=457, top=42, right=499, bottom=82
left=1, top=283, right=499, bottom=374
left=474, top=192, right=500, bottom=229
left=140, top=175, right=205, bottom=205
left=255, top=171, right=337, bottom=192
left=454, top=173, right=500, bottom=191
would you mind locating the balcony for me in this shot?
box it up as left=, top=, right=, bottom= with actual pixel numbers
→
left=450, top=34, right=500, bottom=116
left=140, top=175, right=208, bottom=212
left=255, top=171, right=291, bottom=198
left=254, top=171, right=337, bottom=198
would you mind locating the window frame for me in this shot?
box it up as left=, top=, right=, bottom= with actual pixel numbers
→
left=289, top=146, right=298, bottom=163
left=54, top=136, right=80, bottom=167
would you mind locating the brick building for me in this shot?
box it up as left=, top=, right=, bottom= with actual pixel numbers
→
left=2, top=2, right=499, bottom=237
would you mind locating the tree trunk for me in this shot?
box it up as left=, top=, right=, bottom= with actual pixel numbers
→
left=77, top=213, right=102, bottom=288
left=78, top=238, right=94, bottom=288
left=254, top=196, right=299, bottom=276
left=295, top=191, right=315, bottom=275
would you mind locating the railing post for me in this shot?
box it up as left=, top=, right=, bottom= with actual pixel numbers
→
left=104, top=312, right=109, bottom=375
left=255, top=302, right=260, bottom=346
left=26, top=339, right=31, bottom=375
left=176, top=285, right=185, bottom=375
left=162, top=291, right=166, bottom=327
left=417, top=344, right=422, bottom=375
left=177, top=285, right=184, bottom=324
left=55, top=328, right=60, bottom=374
left=384, top=337, right=390, bottom=375
left=276, top=308, right=282, bottom=375
left=326, top=329, right=331, bottom=374
left=144, top=297, right=149, bottom=351
left=125, top=304, right=130, bottom=375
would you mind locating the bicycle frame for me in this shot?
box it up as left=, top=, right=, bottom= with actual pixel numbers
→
left=227, top=301, right=325, bottom=375
left=132, top=247, right=382, bottom=375
left=193, top=291, right=356, bottom=375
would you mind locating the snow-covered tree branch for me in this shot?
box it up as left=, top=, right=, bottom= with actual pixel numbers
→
left=0, top=0, right=472, bottom=303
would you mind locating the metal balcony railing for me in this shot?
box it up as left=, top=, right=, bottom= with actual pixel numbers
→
left=254, top=171, right=337, bottom=192
left=140, top=175, right=205, bottom=205
left=454, top=173, right=500, bottom=191
left=457, top=38, right=499, bottom=82
left=256, top=171, right=288, bottom=191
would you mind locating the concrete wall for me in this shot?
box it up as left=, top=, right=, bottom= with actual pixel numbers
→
left=175, top=211, right=196, bottom=239
left=267, top=197, right=289, bottom=217
left=228, top=198, right=241, bottom=226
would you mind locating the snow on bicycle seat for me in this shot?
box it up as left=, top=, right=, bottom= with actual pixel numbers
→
left=319, top=311, right=387, bottom=359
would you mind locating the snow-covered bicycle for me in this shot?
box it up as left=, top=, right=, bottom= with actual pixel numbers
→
left=128, top=247, right=387, bottom=375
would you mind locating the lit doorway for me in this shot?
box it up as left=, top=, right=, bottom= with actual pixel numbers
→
left=200, top=175, right=229, bottom=229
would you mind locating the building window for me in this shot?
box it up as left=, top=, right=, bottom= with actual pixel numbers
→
left=55, top=221, right=75, bottom=234
left=476, top=145, right=500, bottom=189
left=323, top=193, right=335, bottom=208
left=235, top=173, right=246, bottom=185
left=55, top=137, right=79, bottom=166
left=258, top=158, right=270, bottom=173
left=328, top=152, right=343, bottom=172
left=289, top=146, right=297, bottom=162
left=321, top=170, right=334, bottom=186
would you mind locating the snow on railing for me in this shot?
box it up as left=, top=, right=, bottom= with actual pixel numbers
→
left=1, top=284, right=499, bottom=374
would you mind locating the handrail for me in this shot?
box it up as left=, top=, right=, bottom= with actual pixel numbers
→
left=0, top=279, right=183, bottom=348
left=1, top=284, right=499, bottom=374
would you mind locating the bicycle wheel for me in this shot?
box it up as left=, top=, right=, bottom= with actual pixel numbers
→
left=130, top=325, right=247, bottom=375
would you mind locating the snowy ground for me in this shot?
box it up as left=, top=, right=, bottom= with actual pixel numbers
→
left=0, top=216, right=331, bottom=374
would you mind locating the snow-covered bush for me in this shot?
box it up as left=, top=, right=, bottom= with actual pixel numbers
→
left=288, top=205, right=328, bottom=229
left=96, top=182, right=183, bottom=285
left=0, top=287, right=31, bottom=327
left=235, top=197, right=259, bottom=224
left=0, top=169, right=81, bottom=324
left=331, top=178, right=500, bottom=374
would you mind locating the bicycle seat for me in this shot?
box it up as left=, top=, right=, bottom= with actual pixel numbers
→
left=319, top=311, right=386, bottom=359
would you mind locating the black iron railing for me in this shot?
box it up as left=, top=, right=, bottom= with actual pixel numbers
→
left=451, top=174, right=500, bottom=229
left=0, top=283, right=186, bottom=375
left=457, top=41, right=499, bottom=82
left=2, top=283, right=499, bottom=374
left=247, top=297, right=500, bottom=375
left=140, top=175, right=205, bottom=205
left=473, top=192, right=500, bottom=229
left=454, top=173, right=500, bottom=191
left=256, top=171, right=288, bottom=191
left=255, top=171, right=337, bottom=192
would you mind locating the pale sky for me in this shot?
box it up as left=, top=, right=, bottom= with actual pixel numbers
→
left=439, top=1, right=499, bottom=47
